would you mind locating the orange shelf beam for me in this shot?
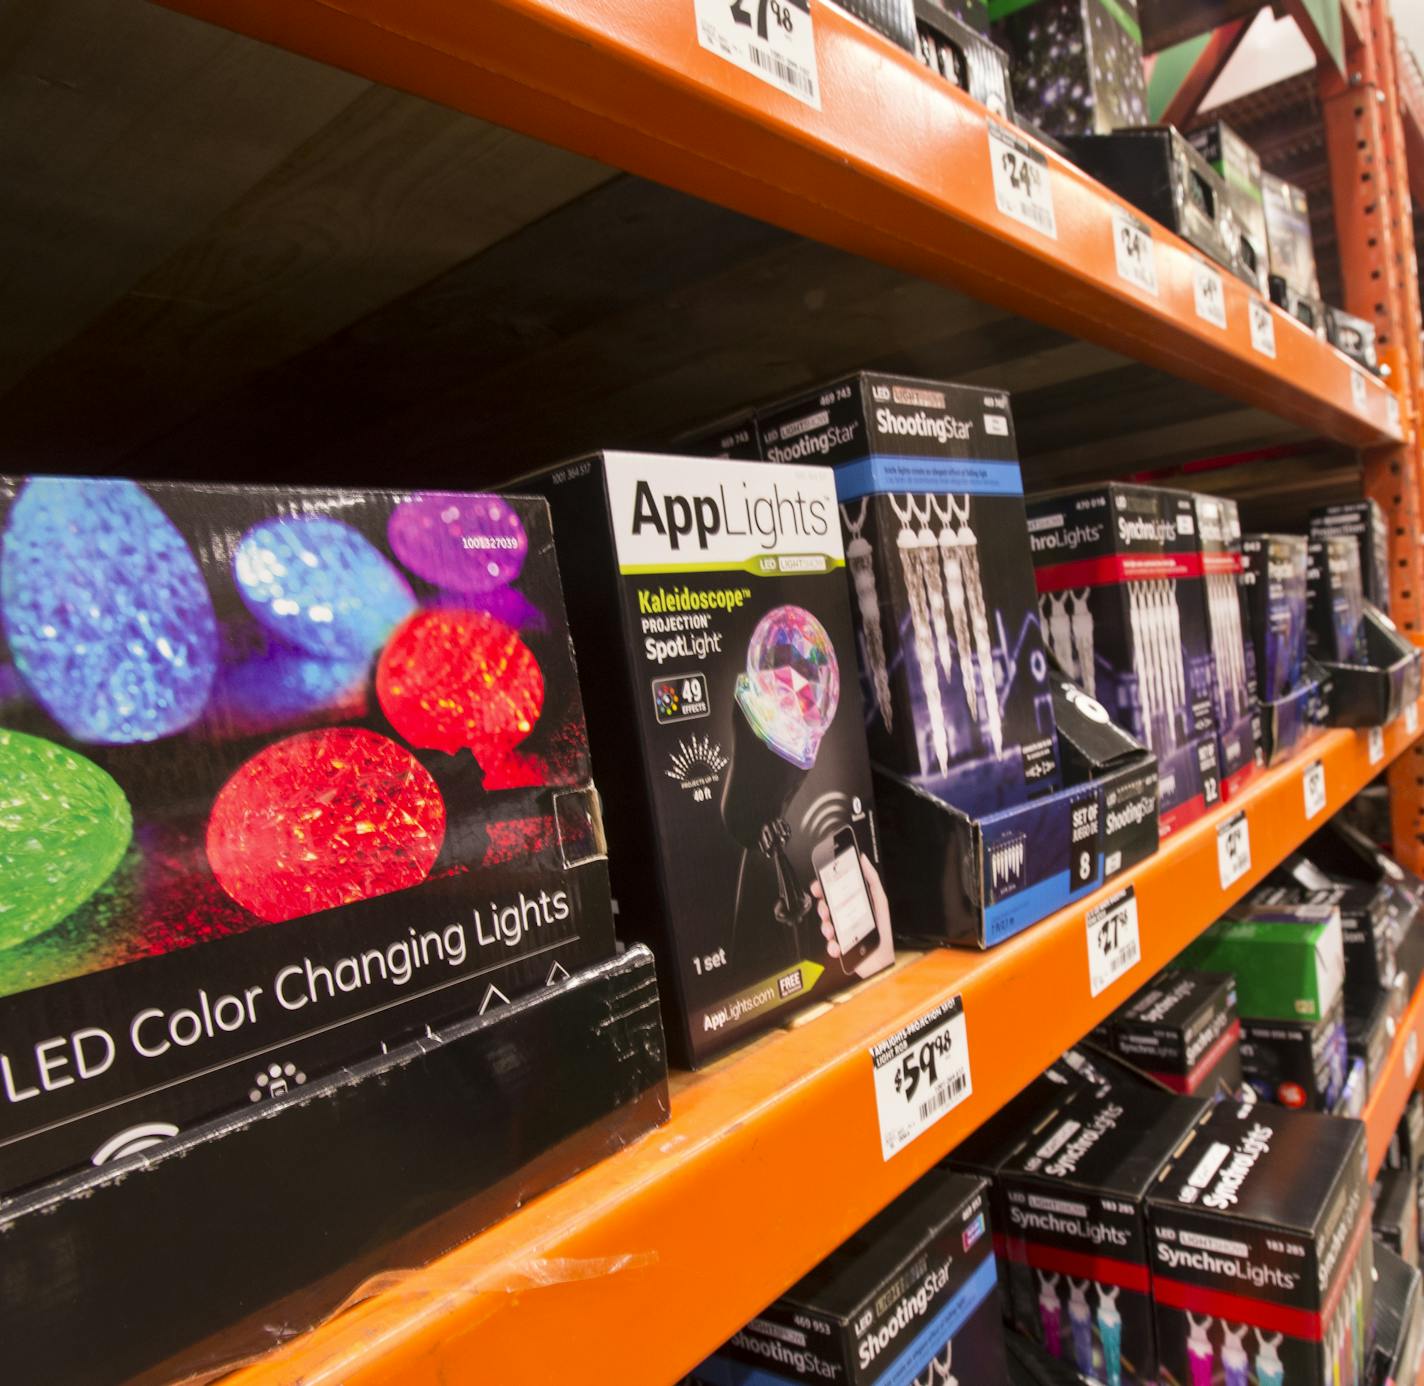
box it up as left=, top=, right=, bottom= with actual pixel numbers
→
left=1365, top=965, right=1424, bottom=1176
left=156, top=0, right=1400, bottom=450
left=224, top=706, right=1424, bottom=1386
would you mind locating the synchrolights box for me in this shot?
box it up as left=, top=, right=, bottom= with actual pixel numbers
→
left=520, top=452, right=887, bottom=1067
left=1105, top=970, right=1242, bottom=1099
left=696, top=1170, right=1011, bottom=1386
left=1148, top=1104, right=1373, bottom=1386
left=0, top=478, right=614, bottom=1194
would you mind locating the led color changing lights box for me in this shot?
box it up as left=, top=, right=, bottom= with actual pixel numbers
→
left=1239, top=998, right=1348, bottom=1111
left=1105, top=970, right=1242, bottom=1099
left=520, top=451, right=887, bottom=1068
left=1311, top=501, right=1391, bottom=615
left=0, top=477, right=614, bottom=1195
left=696, top=1170, right=1011, bottom=1386
left=1188, top=120, right=1270, bottom=294
left=1149, top=1104, right=1373, bottom=1386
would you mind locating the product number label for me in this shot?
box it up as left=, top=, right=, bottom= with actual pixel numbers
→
left=694, top=0, right=820, bottom=107
left=1351, top=370, right=1368, bottom=412
left=1112, top=208, right=1158, bottom=297
left=1248, top=300, right=1276, bottom=358
left=870, top=995, right=972, bottom=1160
left=989, top=121, right=1057, bottom=239
left=1408, top=1030, right=1420, bottom=1077
left=1408, top=703, right=1420, bottom=737
left=1369, top=726, right=1386, bottom=765
left=1217, top=811, right=1251, bottom=890
left=1193, top=261, right=1227, bottom=329
left=1086, top=886, right=1141, bottom=998
left=1303, top=760, right=1327, bottom=820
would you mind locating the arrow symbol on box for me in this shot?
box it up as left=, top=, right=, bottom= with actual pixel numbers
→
left=546, top=961, right=570, bottom=986
left=479, top=985, right=510, bottom=1014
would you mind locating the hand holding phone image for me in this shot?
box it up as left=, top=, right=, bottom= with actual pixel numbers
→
left=811, top=827, right=892, bottom=977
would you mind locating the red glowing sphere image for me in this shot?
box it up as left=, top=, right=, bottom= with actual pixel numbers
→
left=376, top=610, right=544, bottom=764
left=206, top=728, right=446, bottom=924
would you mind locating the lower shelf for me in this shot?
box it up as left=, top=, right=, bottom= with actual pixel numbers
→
left=227, top=708, right=1424, bottom=1386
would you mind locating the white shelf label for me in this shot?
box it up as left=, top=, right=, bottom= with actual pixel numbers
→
left=1087, top=886, right=1141, bottom=998
left=1408, top=703, right=1420, bottom=736
left=1217, top=811, right=1251, bottom=890
left=1351, top=370, right=1368, bottom=411
left=870, top=995, right=972, bottom=1161
left=1370, top=726, right=1386, bottom=765
left=989, top=122, right=1057, bottom=239
left=1112, top=208, right=1158, bottom=297
left=694, top=0, right=820, bottom=108
left=1193, top=261, right=1227, bottom=329
left=1303, top=760, right=1327, bottom=820
left=1408, top=1030, right=1420, bottom=1078
left=1248, top=300, right=1276, bottom=358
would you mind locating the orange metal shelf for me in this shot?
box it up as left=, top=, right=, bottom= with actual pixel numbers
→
left=1365, top=959, right=1424, bottom=1175
left=157, top=0, right=1401, bottom=451
left=224, top=706, right=1424, bottom=1386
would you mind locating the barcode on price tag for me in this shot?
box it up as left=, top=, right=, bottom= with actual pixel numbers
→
left=694, top=0, right=820, bottom=108
left=1193, top=261, right=1227, bottom=329
left=1217, top=811, right=1251, bottom=890
left=1303, top=760, right=1326, bottom=820
left=1112, top=208, right=1158, bottom=297
left=1408, top=703, right=1420, bottom=736
left=1248, top=300, right=1276, bottom=358
left=1086, top=886, right=1141, bottom=997
left=1370, top=726, right=1386, bottom=764
left=870, top=995, right=972, bottom=1160
left=1351, top=371, right=1368, bottom=411
left=989, top=122, right=1057, bottom=239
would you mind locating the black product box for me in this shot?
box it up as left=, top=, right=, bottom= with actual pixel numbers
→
left=1183, top=493, right=1262, bottom=799
left=1062, top=127, right=1241, bottom=277
left=0, top=478, right=614, bottom=1196
left=518, top=451, right=889, bottom=1068
left=1371, top=1240, right=1424, bottom=1386
left=914, top=0, right=1014, bottom=118
left=998, top=1086, right=1211, bottom=1384
left=1308, top=533, right=1368, bottom=664
left=698, top=1171, right=1011, bottom=1385
left=1376, top=1166, right=1421, bottom=1270
left=1312, top=501, right=1392, bottom=615
left=1257, top=660, right=1331, bottom=766
left=1273, top=281, right=1328, bottom=337
left=1149, top=1104, right=1373, bottom=1386
left=1240, top=996, right=1348, bottom=1111
left=939, top=0, right=990, bottom=32
left=1264, top=171, right=1324, bottom=309
left=1320, top=608, right=1423, bottom=729
left=671, top=410, right=763, bottom=461
left=989, top=0, right=1147, bottom=138
left=1136, top=0, right=1260, bottom=52
left=830, top=0, right=918, bottom=50
left=0, top=945, right=669, bottom=1386
left=1241, top=532, right=1309, bottom=704
left=1346, top=987, right=1395, bottom=1097
left=1028, top=482, right=1223, bottom=837
left=1189, top=120, right=1270, bottom=294
left=757, top=373, right=1062, bottom=821
left=1107, top=970, right=1243, bottom=1098
left=1386, top=1093, right=1424, bottom=1181
left=1048, top=657, right=1159, bottom=879
left=1326, top=306, right=1381, bottom=375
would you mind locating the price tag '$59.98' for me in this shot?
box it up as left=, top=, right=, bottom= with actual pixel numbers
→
left=870, top=996, right=972, bottom=1160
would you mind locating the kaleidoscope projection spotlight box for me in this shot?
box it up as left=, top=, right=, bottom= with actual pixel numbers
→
left=1263, top=172, right=1326, bottom=336
left=1188, top=120, right=1270, bottom=294
left=997, top=1085, right=1210, bottom=1385
left=1311, top=501, right=1391, bottom=615
left=1105, top=970, right=1242, bottom=1100
left=695, top=1171, right=1012, bottom=1386
left=0, top=477, right=614, bottom=1195
left=1238, top=998, right=1348, bottom=1112
left=1371, top=1240, right=1424, bottom=1386
left=1149, top=1104, right=1372, bottom=1386
left=1028, top=482, right=1222, bottom=838
left=1324, top=308, right=1381, bottom=376
left=519, top=451, right=886, bottom=1068
left=988, top=0, right=1147, bottom=138
left=914, top=0, right=1014, bottom=119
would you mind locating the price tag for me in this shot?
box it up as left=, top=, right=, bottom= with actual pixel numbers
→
left=1369, top=725, right=1386, bottom=764
left=870, top=995, right=972, bottom=1160
left=1408, top=1030, right=1420, bottom=1077
left=1351, top=370, right=1368, bottom=411
left=1408, top=703, right=1420, bottom=736
left=1086, top=886, right=1141, bottom=998
left=694, top=0, right=820, bottom=108
left=1303, top=760, right=1326, bottom=820
left=1388, top=394, right=1402, bottom=432
left=989, top=121, right=1057, bottom=239
left=1248, top=300, right=1276, bottom=359
left=1193, top=261, right=1227, bottom=329
left=1112, top=208, right=1158, bottom=297
left=1217, top=811, right=1251, bottom=890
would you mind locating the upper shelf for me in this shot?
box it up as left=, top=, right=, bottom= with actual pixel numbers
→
left=157, top=0, right=1403, bottom=451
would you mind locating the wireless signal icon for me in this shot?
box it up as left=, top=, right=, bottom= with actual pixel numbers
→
left=800, top=791, right=851, bottom=842
left=91, top=1121, right=181, bottom=1166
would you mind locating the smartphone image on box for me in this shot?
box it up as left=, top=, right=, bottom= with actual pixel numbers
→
left=813, top=826, right=881, bottom=973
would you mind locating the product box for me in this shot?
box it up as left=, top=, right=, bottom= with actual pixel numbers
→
left=1370, top=1240, right=1424, bottom=1386
left=698, top=1171, right=1011, bottom=1386
left=1308, top=534, right=1367, bottom=663
left=1257, top=659, right=1331, bottom=766
left=830, top=0, right=918, bottom=50
left=0, top=945, right=669, bottom=1386
left=915, top=0, right=1014, bottom=117
left=1149, top=1104, right=1372, bottom=1386
left=1263, top=171, right=1324, bottom=321
left=1240, top=997, right=1348, bottom=1111
left=1376, top=1167, right=1421, bottom=1270
left=1061, top=127, right=1241, bottom=277
left=1312, top=501, right=1391, bottom=615
left=998, top=1086, right=1211, bottom=1384
left=1339, top=1055, right=1368, bottom=1117
left=1188, top=120, right=1270, bottom=294
left=1106, top=970, right=1242, bottom=1098
left=670, top=410, right=763, bottom=462
left=1320, top=607, right=1423, bottom=729
left=1028, top=482, right=1222, bottom=837
left=518, top=451, right=888, bottom=1067
left=1241, top=533, right=1308, bottom=704
left=1345, top=988, right=1395, bottom=1097
left=0, top=478, right=614, bottom=1195
left=1326, top=306, right=1381, bottom=375
left=1386, top=1093, right=1424, bottom=1181
left=938, top=0, right=989, bottom=32
left=989, top=0, right=1148, bottom=137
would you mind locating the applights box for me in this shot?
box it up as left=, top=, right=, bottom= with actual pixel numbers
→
left=0, top=477, right=613, bottom=1194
